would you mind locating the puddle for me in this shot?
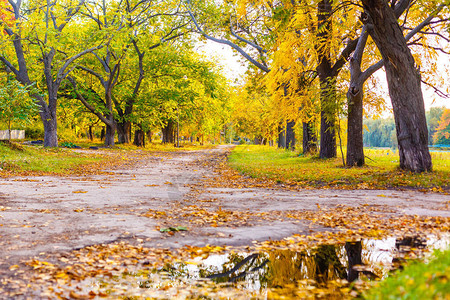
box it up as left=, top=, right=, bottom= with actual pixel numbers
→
left=49, top=233, right=450, bottom=299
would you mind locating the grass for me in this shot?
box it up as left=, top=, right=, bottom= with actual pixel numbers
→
left=0, top=141, right=106, bottom=175
left=0, top=140, right=216, bottom=176
left=228, top=145, right=450, bottom=191
left=363, top=248, right=450, bottom=300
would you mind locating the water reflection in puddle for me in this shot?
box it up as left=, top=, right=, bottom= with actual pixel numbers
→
left=157, top=234, right=449, bottom=294
left=68, top=234, right=450, bottom=299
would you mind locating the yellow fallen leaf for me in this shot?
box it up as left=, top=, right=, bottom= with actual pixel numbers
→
left=73, top=190, right=88, bottom=194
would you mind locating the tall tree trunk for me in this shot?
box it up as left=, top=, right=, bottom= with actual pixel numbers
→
left=302, top=122, right=317, bottom=154
left=117, top=121, right=132, bottom=143
left=286, top=120, right=296, bottom=150
left=317, top=0, right=337, bottom=159
left=362, top=0, right=432, bottom=172
left=346, top=84, right=364, bottom=166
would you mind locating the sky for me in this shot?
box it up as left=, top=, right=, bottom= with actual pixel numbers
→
left=197, top=40, right=449, bottom=112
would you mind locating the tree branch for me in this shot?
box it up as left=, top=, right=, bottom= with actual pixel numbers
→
left=184, top=3, right=269, bottom=73
left=67, top=76, right=113, bottom=126
left=58, top=45, right=104, bottom=83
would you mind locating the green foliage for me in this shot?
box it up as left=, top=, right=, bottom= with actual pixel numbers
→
left=228, top=145, right=450, bottom=190
left=363, top=108, right=449, bottom=148
left=363, top=117, right=397, bottom=148
left=364, top=248, right=450, bottom=300
left=60, top=142, right=79, bottom=148
left=0, top=76, right=40, bottom=137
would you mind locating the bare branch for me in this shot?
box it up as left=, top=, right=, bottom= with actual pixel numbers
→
left=421, top=79, right=450, bottom=98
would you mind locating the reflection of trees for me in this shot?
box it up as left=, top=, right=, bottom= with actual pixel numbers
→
left=313, top=245, right=347, bottom=284
left=198, top=245, right=352, bottom=288
left=393, top=235, right=427, bottom=269
left=345, top=241, right=362, bottom=282
left=205, top=253, right=269, bottom=283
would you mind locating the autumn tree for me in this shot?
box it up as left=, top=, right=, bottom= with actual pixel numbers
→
left=0, top=0, right=102, bottom=147
left=67, top=0, right=190, bottom=146
left=433, top=109, right=450, bottom=145
left=427, top=107, right=445, bottom=145
left=360, top=0, right=442, bottom=172
left=346, top=0, right=448, bottom=166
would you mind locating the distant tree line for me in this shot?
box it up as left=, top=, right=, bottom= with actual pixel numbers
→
left=364, top=107, right=450, bottom=148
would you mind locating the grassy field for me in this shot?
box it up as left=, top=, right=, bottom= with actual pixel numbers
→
left=0, top=141, right=107, bottom=175
left=0, top=140, right=215, bottom=176
left=228, top=145, right=450, bottom=191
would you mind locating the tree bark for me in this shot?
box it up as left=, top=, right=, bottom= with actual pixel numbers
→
left=117, top=121, right=132, bottom=143
left=134, top=127, right=145, bottom=147
left=278, top=125, right=286, bottom=148
left=104, top=115, right=116, bottom=147
left=286, top=120, right=296, bottom=150
left=319, top=106, right=337, bottom=158
left=346, top=84, right=364, bottom=166
left=302, top=122, right=317, bottom=154
left=317, top=0, right=337, bottom=159
left=162, top=120, right=175, bottom=144
left=362, top=0, right=432, bottom=172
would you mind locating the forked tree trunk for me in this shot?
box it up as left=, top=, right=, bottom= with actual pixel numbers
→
left=362, top=0, right=432, bottom=172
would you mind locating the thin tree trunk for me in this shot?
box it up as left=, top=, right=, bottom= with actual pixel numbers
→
left=278, top=124, right=286, bottom=148
left=362, top=0, right=432, bottom=172
left=317, top=0, right=337, bottom=159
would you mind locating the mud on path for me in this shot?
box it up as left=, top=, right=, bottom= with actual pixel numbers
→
left=0, top=145, right=449, bottom=277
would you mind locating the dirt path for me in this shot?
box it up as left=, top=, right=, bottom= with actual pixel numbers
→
left=0, top=145, right=449, bottom=274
